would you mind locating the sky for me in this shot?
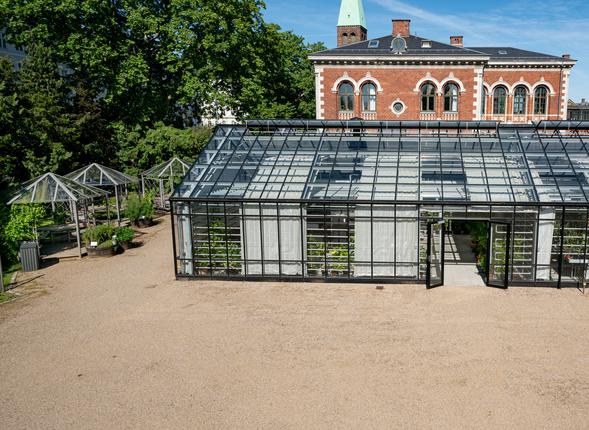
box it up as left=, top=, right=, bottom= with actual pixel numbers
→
left=263, top=0, right=589, bottom=101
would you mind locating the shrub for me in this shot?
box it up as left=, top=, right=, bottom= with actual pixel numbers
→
left=82, top=224, right=115, bottom=246
left=3, top=204, right=46, bottom=262
left=114, top=227, right=134, bottom=242
left=125, top=193, right=155, bottom=224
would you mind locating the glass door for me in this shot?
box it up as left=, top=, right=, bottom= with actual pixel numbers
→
left=486, top=221, right=511, bottom=289
left=426, top=220, right=445, bottom=289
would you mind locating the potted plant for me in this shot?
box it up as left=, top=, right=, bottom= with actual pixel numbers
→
left=83, top=224, right=116, bottom=257
left=125, top=193, right=155, bottom=228
left=115, top=227, right=135, bottom=250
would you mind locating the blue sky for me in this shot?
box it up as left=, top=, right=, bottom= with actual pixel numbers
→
left=263, top=0, right=589, bottom=100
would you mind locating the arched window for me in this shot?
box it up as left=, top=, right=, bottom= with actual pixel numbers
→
left=443, top=83, right=459, bottom=112
left=513, top=86, right=528, bottom=115
left=361, top=83, right=377, bottom=112
left=482, top=87, right=488, bottom=115
left=534, top=86, right=548, bottom=115
left=339, top=82, right=354, bottom=112
left=421, top=83, right=436, bottom=112
left=493, top=86, right=507, bottom=115
left=350, top=33, right=357, bottom=43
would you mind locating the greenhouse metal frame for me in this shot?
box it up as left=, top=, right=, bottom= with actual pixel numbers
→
left=171, top=120, right=589, bottom=289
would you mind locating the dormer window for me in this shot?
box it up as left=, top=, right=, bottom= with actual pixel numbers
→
left=391, top=36, right=407, bottom=54
left=421, top=40, right=432, bottom=49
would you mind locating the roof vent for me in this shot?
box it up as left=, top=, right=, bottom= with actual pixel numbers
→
left=368, top=40, right=380, bottom=48
left=421, top=40, right=432, bottom=48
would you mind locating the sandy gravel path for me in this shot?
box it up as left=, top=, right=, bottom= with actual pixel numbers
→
left=1, top=218, right=588, bottom=429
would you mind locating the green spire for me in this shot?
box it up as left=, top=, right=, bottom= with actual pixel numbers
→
left=338, top=0, right=367, bottom=28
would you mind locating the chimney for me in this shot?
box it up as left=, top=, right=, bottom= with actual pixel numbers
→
left=450, top=36, right=464, bottom=47
left=392, top=19, right=410, bottom=37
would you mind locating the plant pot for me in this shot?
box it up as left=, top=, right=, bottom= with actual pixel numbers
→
left=119, top=240, right=133, bottom=250
left=135, top=219, right=154, bottom=228
left=86, top=246, right=115, bottom=258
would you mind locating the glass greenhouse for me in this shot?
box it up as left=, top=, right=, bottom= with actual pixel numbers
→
left=171, top=120, right=589, bottom=289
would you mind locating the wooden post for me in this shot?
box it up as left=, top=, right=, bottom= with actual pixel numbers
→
left=159, top=178, right=165, bottom=208
left=91, top=200, right=96, bottom=227
left=115, top=185, right=121, bottom=226
left=72, top=200, right=82, bottom=259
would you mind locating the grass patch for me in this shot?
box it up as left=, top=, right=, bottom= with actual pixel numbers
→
left=2, top=263, right=21, bottom=290
left=0, top=292, right=16, bottom=303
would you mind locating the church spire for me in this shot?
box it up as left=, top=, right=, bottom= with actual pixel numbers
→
left=337, top=0, right=368, bottom=47
left=338, top=0, right=367, bottom=28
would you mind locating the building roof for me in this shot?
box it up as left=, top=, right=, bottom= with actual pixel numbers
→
left=173, top=120, right=589, bottom=206
left=311, top=35, right=488, bottom=58
left=468, top=46, right=566, bottom=61
left=310, top=34, right=573, bottom=63
left=337, top=0, right=367, bottom=28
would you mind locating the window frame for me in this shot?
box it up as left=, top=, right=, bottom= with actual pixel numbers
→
left=534, top=86, right=548, bottom=115
left=338, top=82, right=355, bottom=113
left=421, top=83, right=436, bottom=112
left=493, top=86, right=508, bottom=115
left=513, top=86, right=528, bottom=115
left=443, top=83, right=459, bottom=112
left=361, top=82, right=377, bottom=112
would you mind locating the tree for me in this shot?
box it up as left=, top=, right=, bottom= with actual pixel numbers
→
left=117, top=122, right=212, bottom=175
left=0, top=0, right=323, bottom=124
left=15, top=44, right=79, bottom=177
left=0, top=57, right=19, bottom=185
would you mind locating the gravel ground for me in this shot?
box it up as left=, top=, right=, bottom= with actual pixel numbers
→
left=1, top=218, right=589, bottom=429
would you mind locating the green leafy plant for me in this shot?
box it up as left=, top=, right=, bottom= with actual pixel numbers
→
left=3, top=204, right=46, bottom=262
left=82, top=224, right=115, bottom=247
left=125, top=193, right=155, bottom=224
left=114, top=227, right=135, bottom=243
left=195, top=221, right=241, bottom=270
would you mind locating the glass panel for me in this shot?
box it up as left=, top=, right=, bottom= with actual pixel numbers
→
left=488, top=222, right=509, bottom=287
left=427, top=221, right=444, bottom=288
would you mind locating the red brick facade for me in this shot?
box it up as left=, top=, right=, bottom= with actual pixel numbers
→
left=311, top=19, right=575, bottom=123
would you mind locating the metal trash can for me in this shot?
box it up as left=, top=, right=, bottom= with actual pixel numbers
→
left=19, top=241, right=40, bottom=272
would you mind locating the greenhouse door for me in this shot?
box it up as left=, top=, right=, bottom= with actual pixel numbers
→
left=426, top=220, right=445, bottom=289
left=486, top=221, right=511, bottom=289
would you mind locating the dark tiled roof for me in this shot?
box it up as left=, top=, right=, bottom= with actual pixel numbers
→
left=311, top=35, right=571, bottom=62
left=312, top=35, right=486, bottom=57
left=467, top=47, right=565, bottom=60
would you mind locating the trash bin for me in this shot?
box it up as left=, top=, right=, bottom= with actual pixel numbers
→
left=19, top=241, right=40, bottom=272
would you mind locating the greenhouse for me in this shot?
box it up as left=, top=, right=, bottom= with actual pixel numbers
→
left=171, top=120, right=589, bottom=289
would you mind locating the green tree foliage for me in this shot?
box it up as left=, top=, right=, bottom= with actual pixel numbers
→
left=2, top=204, right=46, bottom=263
left=16, top=44, right=78, bottom=177
left=0, top=57, right=19, bottom=184
left=118, top=122, right=211, bottom=175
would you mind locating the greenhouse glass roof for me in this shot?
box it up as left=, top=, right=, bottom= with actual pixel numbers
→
left=9, top=173, right=109, bottom=204
left=173, top=120, right=589, bottom=206
left=66, top=163, right=138, bottom=187
left=142, top=158, right=191, bottom=179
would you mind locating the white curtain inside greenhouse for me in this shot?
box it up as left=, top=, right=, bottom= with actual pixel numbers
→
left=242, top=203, right=303, bottom=276
left=176, top=203, right=194, bottom=276
left=536, top=208, right=555, bottom=280
left=354, top=205, right=418, bottom=277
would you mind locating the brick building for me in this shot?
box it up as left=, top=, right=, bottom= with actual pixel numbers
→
left=309, top=0, right=576, bottom=122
